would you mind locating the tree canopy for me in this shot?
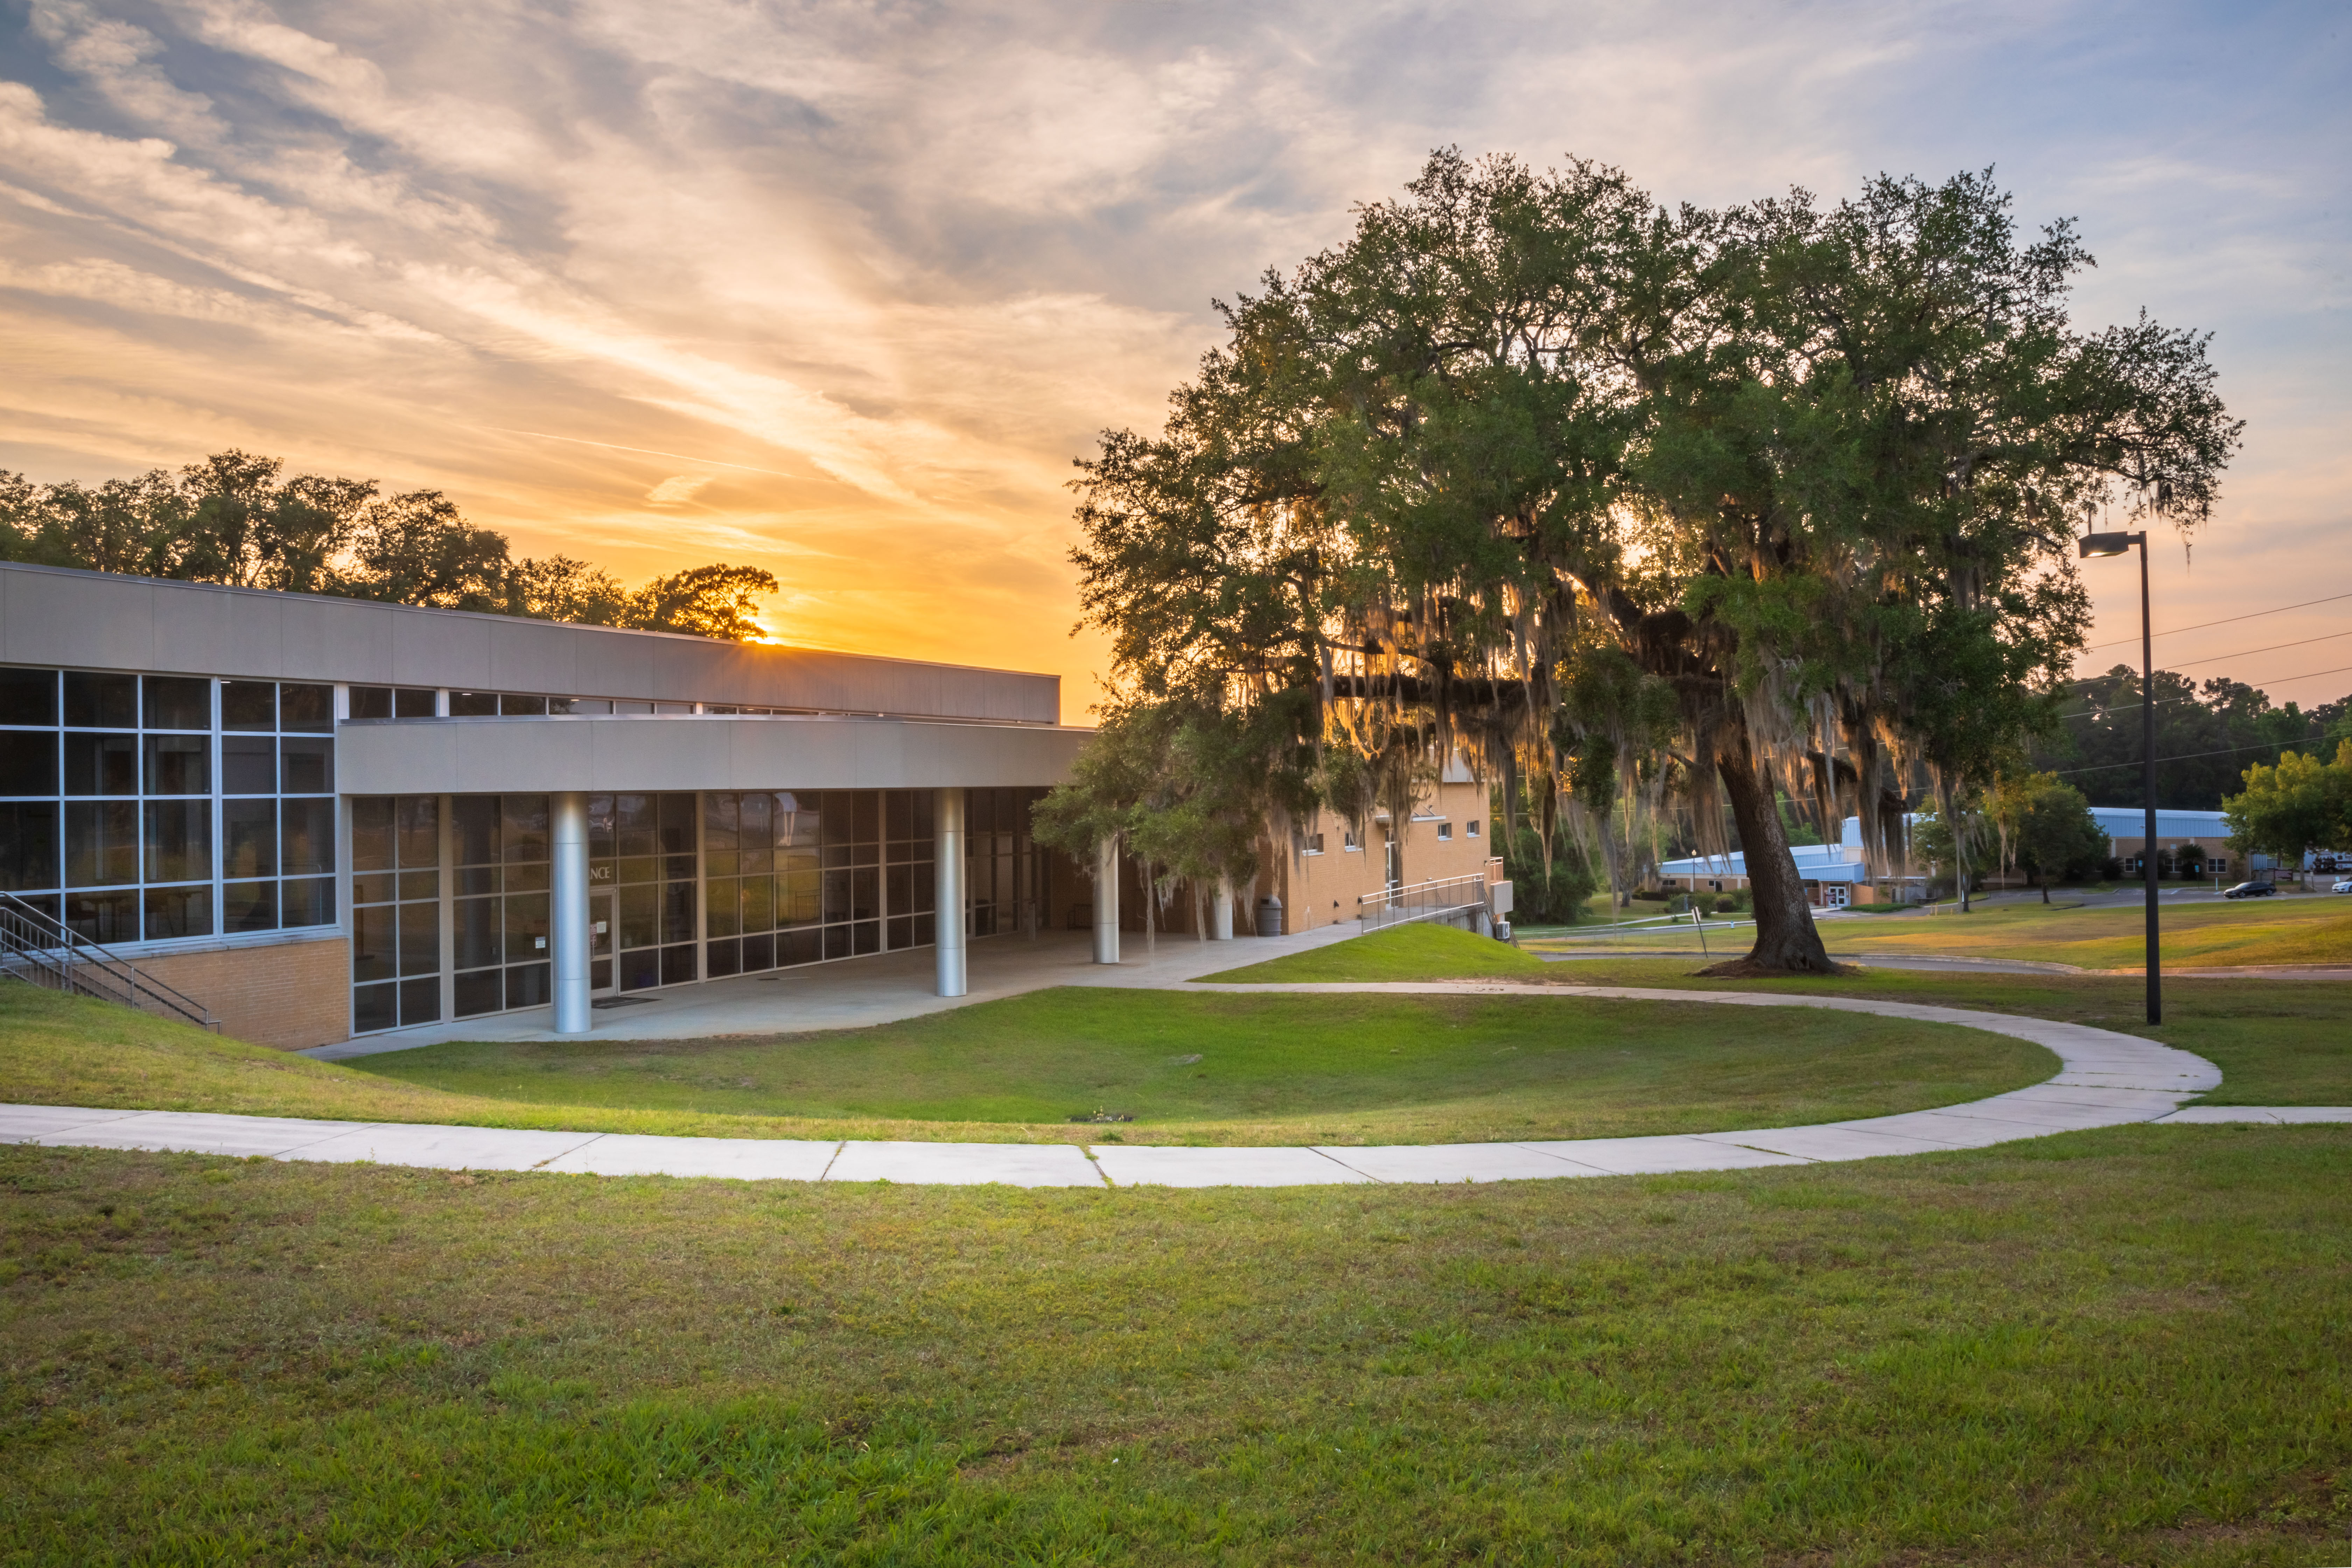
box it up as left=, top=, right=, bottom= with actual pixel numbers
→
left=1986, top=771, right=2112, bottom=898
left=2222, top=742, right=2352, bottom=870
left=2032, top=665, right=2349, bottom=809
left=0, top=451, right=780, bottom=643
left=1060, top=150, right=2240, bottom=973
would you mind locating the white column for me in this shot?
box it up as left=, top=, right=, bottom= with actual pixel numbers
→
left=1211, top=876, right=1234, bottom=940
left=934, top=787, right=966, bottom=997
left=551, top=790, right=592, bottom=1034
left=1093, top=837, right=1121, bottom=964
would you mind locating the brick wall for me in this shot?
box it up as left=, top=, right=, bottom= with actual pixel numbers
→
left=1276, top=778, right=1495, bottom=934
left=133, top=935, right=350, bottom=1051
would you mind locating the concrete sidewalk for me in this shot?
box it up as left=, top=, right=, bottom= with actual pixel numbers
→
left=12, top=983, right=2273, bottom=1188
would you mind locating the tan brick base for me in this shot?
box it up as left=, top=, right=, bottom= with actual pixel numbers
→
left=132, top=936, right=350, bottom=1051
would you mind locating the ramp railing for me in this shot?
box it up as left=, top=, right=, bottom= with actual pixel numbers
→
left=1358, top=873, right=1493, bottom=932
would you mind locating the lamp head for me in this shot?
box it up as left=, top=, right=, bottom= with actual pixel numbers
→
left=2079, top=531, right=2144, bottom=558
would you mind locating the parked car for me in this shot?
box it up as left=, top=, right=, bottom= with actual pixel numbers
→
left=2222, top=880, right=2276, bottom=899
left=2333, top=878, right=2352, bottom=894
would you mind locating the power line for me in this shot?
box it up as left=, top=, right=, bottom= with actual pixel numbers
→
left=2049, top=733, right=2346, bottom=778
left=2081, top=590, right=2352, bottom=652
left=2078, top=627, right=2352, bottom=674
left=2051, top=661, right=2352, bottom=724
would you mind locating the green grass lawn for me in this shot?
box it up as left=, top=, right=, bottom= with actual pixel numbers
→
left=1539, top=959, right=2352, bottom=1107
left=4, top=1128, right=2348, bottom=1564
left=1522, top=895, right=2352, bottom=969
left=0, top=983, right=2053, bottom=1148
left=352, top=985, right=2052, bottom=1146
left=1211, top=925, right=2352, bottom=1106
left=1198, top=920, right=1548, bottom=983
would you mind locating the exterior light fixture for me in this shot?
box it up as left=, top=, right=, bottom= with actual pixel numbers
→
left=2079, top=528, right=2160, bottom=1024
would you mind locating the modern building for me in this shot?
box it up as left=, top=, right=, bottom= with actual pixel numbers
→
left=2089, top=807, right=2243, bottom=880
left=0, top=561, right=1093, bottom=1049
left=1654, top=806, right=2252, bottom=904
left=1655, top=827, right=1909, bottom=908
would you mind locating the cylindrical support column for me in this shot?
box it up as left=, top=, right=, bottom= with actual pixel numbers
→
left=934, top=787, right=966, bottom=997
left=551, top=790, right=592, bottom=1035
left=1211, top=877, right=1234, bottom=940
left=1093, top=838, right=1121, bottom=964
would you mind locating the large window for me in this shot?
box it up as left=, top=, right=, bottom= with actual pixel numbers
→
left=451, top=794, right=554, bottom=1017
left=598, top=792, right=699, bottom=991
left=701, top=790, right=928, bottom=980
left=351, top=795, right=441, bottom=1032
left=965, top=788, right=1045, bottom=937
left=337, top=786, right=1039, bottom=1036
left=0, top=666, right=333, bottom=946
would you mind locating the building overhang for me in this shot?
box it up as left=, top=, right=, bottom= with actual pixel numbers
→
left=335, top=714, right=1091, bottom=796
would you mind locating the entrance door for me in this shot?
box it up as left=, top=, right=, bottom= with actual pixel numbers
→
left=590, top=889, right=616, bottom=996
left=1824, top=884, right=1849, bottom=910
left=1384, top=837, right=1402, bottom=893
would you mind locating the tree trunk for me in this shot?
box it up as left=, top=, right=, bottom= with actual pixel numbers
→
left=1698, top=728, right=1844, bottom=977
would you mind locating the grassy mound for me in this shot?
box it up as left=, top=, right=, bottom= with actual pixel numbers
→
left=2, top=981, right=2053, bottom=1148
left=1197, top=920, right=1548, bottom=983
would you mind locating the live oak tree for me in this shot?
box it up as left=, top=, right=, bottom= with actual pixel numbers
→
left=0, top=451, right=782, bottom=643
left=1068, top=151, right=2238, bottom=975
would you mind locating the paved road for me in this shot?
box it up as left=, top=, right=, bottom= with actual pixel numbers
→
left=12, top=982, right=2302, bottom=1189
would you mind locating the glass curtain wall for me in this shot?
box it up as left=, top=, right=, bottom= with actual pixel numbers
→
left=340, top=786, right=1038, bottom=1036
left=595, top=792, right=697, bottom=991
left=452, top=795, right=552, bottom=1017
left=351, top=795, right=440, bottom=1032
left=0, top=666, right=334, bottom=946
left=702, top=789, right=933, bottom=980
left=967, top=787, right=1047, bottom=936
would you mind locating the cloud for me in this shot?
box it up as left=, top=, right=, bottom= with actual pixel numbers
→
left=28, top=0, right=220, bottom=146
left=644, top=474, right=710, bottom=505
left=0, top=0, right=2343, bottom=716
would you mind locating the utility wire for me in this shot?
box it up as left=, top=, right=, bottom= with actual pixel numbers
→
left=2081, top=590, right=2352, bottom=652
left=2051, top=660, right=2352, bottom=724
left=2076, top=626, right=2352, bottom=674
left=2049, top=733, right=2347, bottom=778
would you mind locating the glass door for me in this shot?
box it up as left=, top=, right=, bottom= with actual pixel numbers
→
left=590, top=888, right=616, bottom=995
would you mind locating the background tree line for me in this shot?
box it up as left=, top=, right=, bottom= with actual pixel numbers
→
left=0, top=450, right=778, bottom=642
left=1042, top=150, right=2238, bottom=972
left=2030, top=664, right=2350, bottom=809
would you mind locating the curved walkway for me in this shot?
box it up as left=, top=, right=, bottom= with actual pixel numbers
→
left=10, top=982, right=2304, bottom=1187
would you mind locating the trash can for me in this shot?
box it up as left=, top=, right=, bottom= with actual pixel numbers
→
left=1255, top=896, right=1284, bottom=938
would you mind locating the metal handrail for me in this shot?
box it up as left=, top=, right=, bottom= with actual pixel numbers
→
left=1357, top=872, right=1492, bottom=908
left=1358, top=872, right=1494, bottom=931
left=0, top=894, right=218, bottom=1031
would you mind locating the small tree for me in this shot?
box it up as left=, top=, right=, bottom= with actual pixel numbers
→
left=1990, top=772, right=2110, bottom=900
left=2224, top=742, right=2352, bottom=877
left=1036, top=699, right=1315, bottom=955
left=1912, top=797, right=1984, bottom=903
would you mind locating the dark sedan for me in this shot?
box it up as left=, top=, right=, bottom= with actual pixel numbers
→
left=2222, top=880, right=2276, bottom=899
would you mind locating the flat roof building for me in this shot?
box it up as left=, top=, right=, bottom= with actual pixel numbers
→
left=0, top=562, right=1090, bottom=1048
left=1656, top=806, right=2258, bottom=906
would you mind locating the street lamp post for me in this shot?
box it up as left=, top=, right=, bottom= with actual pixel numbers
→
left=2080, top=530, right=2160, bottom=1026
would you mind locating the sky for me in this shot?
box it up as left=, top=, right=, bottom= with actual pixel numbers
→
left=0, top=0, right=2346, bottom=727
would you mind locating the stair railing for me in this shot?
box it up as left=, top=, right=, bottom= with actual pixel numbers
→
left=0, top=893, right=219, bottom=1031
